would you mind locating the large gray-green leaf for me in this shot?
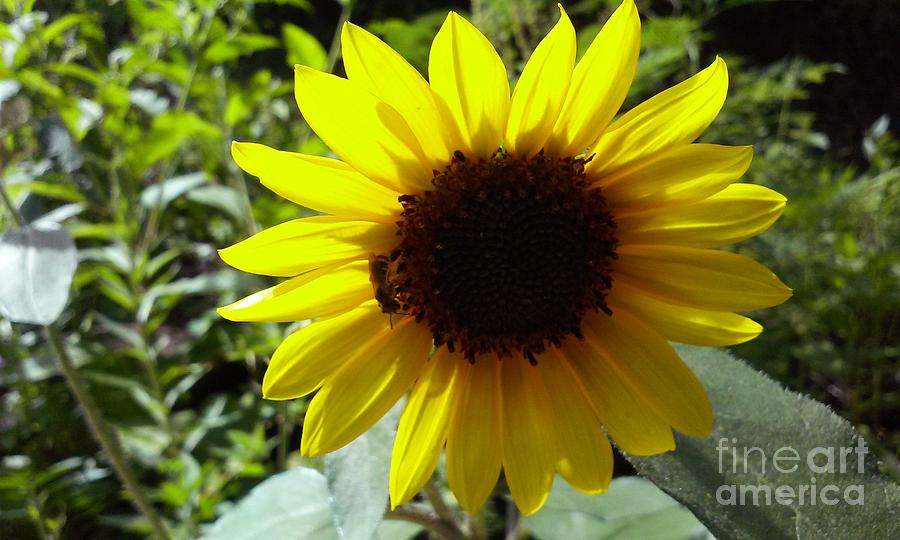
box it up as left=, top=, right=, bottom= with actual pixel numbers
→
left=0, top=225, right=77, bottom=324
left=524, top=476, right=709, bottom=540
left=204, top=466, right=338, bottom=540
left=204, top=466, right=422, bottom=540
left=372, top=520, right=422, bottom=540
left=325, top=400, right=404, bottom=540
left=628, top=346, right=900, bottom=540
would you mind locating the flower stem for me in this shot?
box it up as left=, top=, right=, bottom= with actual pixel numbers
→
left=44, top=326, right=171, bottom=540
left=0, top=171, right=24, bottom=227
left=325, top=0, right=355, bottom=74
left=276, top=401, right=289, bottom=472
left=385, top=503, right=467, bottom=540
left=424, top=477, right=461, bottom=532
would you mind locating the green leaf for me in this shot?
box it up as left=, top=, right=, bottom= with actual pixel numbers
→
left=627, top=346, right=900, bottom=540
left=139, top=172, right=207, bottom=210
left=0, top=21, right=13, bottom=41
left=186, top=185, right=245, bottom=220
left=125, top=0, right=181, bottom=33
left=44, top=62, right=103, bottom=86
left=524, top=476, right=707, bottom=540
left=258, top=0, right=311, bottom=9
left=282, top=23, right=326, bottom=70
left=203, top=34, right=280, bottom=64
left=22, top=180, right=86, bottom=203
left=0, top=225, right=77, bottom=325
left=575, top=23, right=601, bottom=62
left=16, top=69, right=64, bottom=99
left=128, top=113, right=219, bottom=171
left=40, top=13, right=94, bottom=43
left=136, top=270, right=240, bottom=323
left=367, top=13, right=445, bottom=74
left=324, top=401, right=403, bottom=540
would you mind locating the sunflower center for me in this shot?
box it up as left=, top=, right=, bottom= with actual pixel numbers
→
left=386, top=150, right=617, bottom=362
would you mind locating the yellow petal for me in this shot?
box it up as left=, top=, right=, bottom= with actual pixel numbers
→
left=231, top=142, right=401, bottom=221
left=505, top=5, right=575, bottom=157
left=301, top=317, right=431, bottom=456
left=588, top=57, right=729, bottom=176
left=500, top=357, right=555, bottom=516
left=389, top=349, right=460, bottom=508
left=445, top=355, right=502, bottom=514
left=561, top=338, right=675, bottom=455
left=342, top=23, right=460, bottom=167
left=583, top=311, right=713, bottom=438
left=429, top=12, right=510, bottom=158
left=616, top=183, right=786, bottom=247
left=614, top=244, right=793, bottom=311
left=262, top=302, right=388, bottom=400
left=294, top=65, right=431, bottom=193
left=217, top=260, right=371, bottom=322
left=546, top=0, right=640, bottom=156
left=217, top=216, right=397, bottom=277
left=540, top=349, right=613, bottom=494
left=608, top=279, right=762, bottom=346
left=596, top=144, right=753, bottom=209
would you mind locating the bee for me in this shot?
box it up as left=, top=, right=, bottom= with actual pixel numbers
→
left=369, top=253, right=406, bottom=325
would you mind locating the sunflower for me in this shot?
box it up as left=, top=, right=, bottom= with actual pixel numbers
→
left=218, top=0, right=791, bottom=516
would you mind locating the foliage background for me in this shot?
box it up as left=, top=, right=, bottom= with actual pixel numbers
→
left=0, top=0, right=897, bottom=538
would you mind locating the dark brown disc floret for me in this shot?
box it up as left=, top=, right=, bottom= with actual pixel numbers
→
left=386, top=150, right=617, bottom=363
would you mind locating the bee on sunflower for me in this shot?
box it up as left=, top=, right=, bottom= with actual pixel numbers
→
left=218, top=0, right=791, bottom=516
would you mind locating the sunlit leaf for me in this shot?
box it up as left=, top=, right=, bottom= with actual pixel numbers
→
left=205, top=464, right=421, bottom=540
left=325, top=401, right=403, bottom=540
left=367, top=13, right=445, bottom=74
left=204, top=34, right=280, bottom=64
left=44, top=62, right=102, bottom=86
left=32, top=203, right=83, bottom=227
left=136, top=270, right=240, bottom=323
left=125, top=0, right=181, bottom=33
left=139, top=172, right=207, bottom=210
left=282, top=23, right=327, bottom=70
left=22, top=180, right=85, bottom=203
left=40, top=13, right=94, bottom=43
left=128, top=112, right=219, bottom=171
left=0, top=80, right=21, bottom=102
left=16, top=69, right=63, bottom=99
left=186, top=185, right=245, bottom=220
left=0, top=225, right=77, bottom=325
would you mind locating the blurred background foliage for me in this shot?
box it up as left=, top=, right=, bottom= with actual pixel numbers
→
left=0, top=0, right=897, bottom=537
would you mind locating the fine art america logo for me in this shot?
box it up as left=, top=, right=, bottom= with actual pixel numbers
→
left=715, top=437, right=868, bottom=506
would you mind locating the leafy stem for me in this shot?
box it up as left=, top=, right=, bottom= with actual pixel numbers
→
left=43, top=324, right=171, bottom=539
left=0, top=152, right=24, bottom=227
left=424, top=476, right=467, bottom=537
left=0, top=171, right=170, bottom=539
